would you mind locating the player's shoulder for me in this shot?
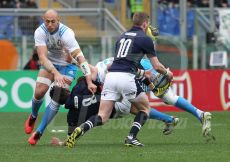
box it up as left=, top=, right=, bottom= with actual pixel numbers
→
left=103, top=57, right=114, bottom=65
left=140, top=58, right=152, bottom=70
left=35, top=23, right=48, bottom=35
left=140, top=34, right=154, bottom=49
left=58, top=23, right=74, bottom=37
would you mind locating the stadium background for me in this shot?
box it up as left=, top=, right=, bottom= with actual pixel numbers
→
left=0, top=1, right=230, bottom=162
left=0, top=0, right=229, bottom=112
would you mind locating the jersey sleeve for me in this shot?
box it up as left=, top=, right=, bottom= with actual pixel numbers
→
left=34, top=28, right=46, bottom=46
left=61, top=29, right=80, bottom=53
left=142, top=37, right=156, bottom=58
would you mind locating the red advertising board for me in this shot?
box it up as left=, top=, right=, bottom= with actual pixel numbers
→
left=148, top=70, right=230, bottom=111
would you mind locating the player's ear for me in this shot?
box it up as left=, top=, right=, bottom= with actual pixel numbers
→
left=57, top=16, right=60, bottom=23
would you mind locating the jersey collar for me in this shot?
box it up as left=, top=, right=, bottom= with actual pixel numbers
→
left=50, top=24, right=59, bottom=35
left=131, top=26, right=143, bottom=31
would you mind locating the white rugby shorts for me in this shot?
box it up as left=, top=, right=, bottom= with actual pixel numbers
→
left=101, top=72, right=137, bottom=101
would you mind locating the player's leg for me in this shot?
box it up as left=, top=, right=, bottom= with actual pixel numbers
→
left=127, top=92, right=150, bottom=147
left=65, top=72, right=118, bottom=148
left=24, top=69, right=52, bottom=134
left=161, top=88, right=204, bottom=121
left=28, top=65, right=76, bottom=145
left=131, top=105, right=173, bottom=123
left=131, top=105, right=179, bottom=135
left=161, top=88, right=214, bottom=140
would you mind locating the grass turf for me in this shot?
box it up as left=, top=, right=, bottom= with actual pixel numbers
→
left=0, top=111, right=229, bottom=162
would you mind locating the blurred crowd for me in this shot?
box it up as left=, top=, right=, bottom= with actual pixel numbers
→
left=0, top=0, right=37, bottom=8
left=0, top=0, right=39, bottom=38
left=158, top=0, right=230, bottom=8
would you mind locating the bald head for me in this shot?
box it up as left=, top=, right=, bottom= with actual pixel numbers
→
left=43, top=9, right=60, bottom=33
left=44, top=9, right=59, bottom=19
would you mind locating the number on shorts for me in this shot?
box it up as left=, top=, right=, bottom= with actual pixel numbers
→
left=117, top=38, right=132, bottom=58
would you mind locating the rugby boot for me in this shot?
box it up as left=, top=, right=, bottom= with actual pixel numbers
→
left=28, top=131, right=42, bottom=145
left=201, top=112, right=215, bottom=142
left=24, top=114, right=37, bottom=134
left=124, top=136, right=144, bottom=147
left=163, top=117, right=179, bottom=135
left=65, top=127, right=84, bottom=148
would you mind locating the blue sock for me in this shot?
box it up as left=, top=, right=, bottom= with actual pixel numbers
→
left=36, top=100, right=59, bottom=134
left=149, top=108, right=173, bottom=123
left=31, top=98, right=43, bottom=118
left=175, top=96, right=202, bottom=120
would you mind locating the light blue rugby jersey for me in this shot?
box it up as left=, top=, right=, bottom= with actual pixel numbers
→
left=140, top=58, right=158, bottom=75
left=140, top=58, right=159, bottom=92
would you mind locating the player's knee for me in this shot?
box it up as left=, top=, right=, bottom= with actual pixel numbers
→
left=34, top=84, right=49, bottom=99
left=161, top=89, right=179, bottom=105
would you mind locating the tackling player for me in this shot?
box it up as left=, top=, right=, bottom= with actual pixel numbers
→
left=51, top=54, right=214, bottom=146
left=139, top=59, right=214, bottom=141
left=24, top=9, right=96, bottom=145
left=144, top=25, right=214, bottom=141
left=65, top=12, right=173, bottom=148
left=50, top=58, right=178, bottom=146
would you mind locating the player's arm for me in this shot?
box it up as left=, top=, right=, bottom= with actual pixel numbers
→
left=34, top=28, right=65, bottom=86
left=89, top=64, right=98, bottom=81
left=62, top=29, right=96, bottom=93
left=36, top=46, right=65, bottom=86
left=71, top=49, right=97, bottom=93
left=144, top=35, right=173, bottom=82
left=149, top=56, right=173, bottom=81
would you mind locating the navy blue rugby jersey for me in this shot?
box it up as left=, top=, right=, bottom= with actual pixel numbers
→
left=109, top=26, right=156, bottom=74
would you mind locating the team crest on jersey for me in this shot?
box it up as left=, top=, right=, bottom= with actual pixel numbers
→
left=149, top=72, right=192, bottom=106
left=68, top=70, right=74, bottom=75
left=57, top=40, right=62, bottom=46
left=220, top=71, right=230, bottom=110
left=46, top=37, right=63, bottom=50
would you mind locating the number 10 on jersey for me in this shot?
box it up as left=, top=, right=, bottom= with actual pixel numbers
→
left=117, top=38, right=132, bottom=58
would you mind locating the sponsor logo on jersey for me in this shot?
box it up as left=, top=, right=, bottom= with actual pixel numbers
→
left=68, top=70, right=74, bottom=75
left=149, top=72, right=192, bottom=106
left=125, top=91, right=136, bottom=96
left=220, top=71, right=230, bottom=110
left=82, top=95, right=97, bottom=107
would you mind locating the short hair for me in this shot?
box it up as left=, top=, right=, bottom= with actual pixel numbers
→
left=132, top=12, right=150, bottom=26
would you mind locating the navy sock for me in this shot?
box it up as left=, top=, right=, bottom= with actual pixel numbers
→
left=81, top=115, right=102, bottom=133
left=128, top=111, right=148, bottom=138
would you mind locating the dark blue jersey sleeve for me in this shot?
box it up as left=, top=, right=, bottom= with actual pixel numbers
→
left=142, top=37, right=156, bottom=58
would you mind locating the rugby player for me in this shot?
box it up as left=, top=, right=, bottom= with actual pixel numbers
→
left=24, top=9, right=96, bottom=145
left=65, top=12, right=173, bottom=148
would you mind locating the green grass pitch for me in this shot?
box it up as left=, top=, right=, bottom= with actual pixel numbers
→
left=0, top=111, right=229, bottom=162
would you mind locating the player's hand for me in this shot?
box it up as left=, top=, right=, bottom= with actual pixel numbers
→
left=87, top=82, right=97, bottom=94
left=54, top=72, right=66, bottom=87
left=166, top=69, right=173, bottom=82
left=144, top=70, right=152, bottom=80
left=146, top=26, right=159, bottom=41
